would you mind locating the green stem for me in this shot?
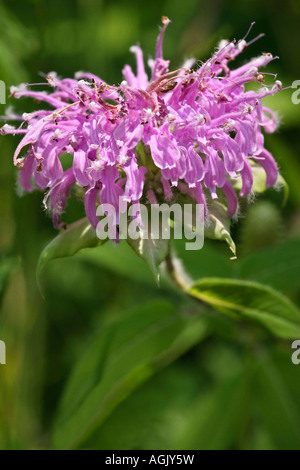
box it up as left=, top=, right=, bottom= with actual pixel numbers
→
left=165, top=252, right=209, bottom=311
left=165, top=252, right=191, bottom=293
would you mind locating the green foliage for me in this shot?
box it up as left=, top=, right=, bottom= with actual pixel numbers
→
left=204, top=201, right=236, bottom=256
left=52, top=300, right=208, bottom=449
left=37, top=217, right=104, bottom=281
left=236, top=237, right=300, bottom=293
left=239, top=201, right=284, bottom=254
left=127, top=233, right=170, bottom=284
left=190, top=278, right=300, bottom=339
left=255, top=352, right=300, bottom=450
left=173, top=369, right=251, bottom=450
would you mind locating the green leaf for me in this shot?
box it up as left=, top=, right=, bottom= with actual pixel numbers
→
left=172, top=238, right=235, bottom=281
left=77, top=239, right=157, bottom=286
left=83, top=364, right=203, bottom=450
left=37, top=218, right=103, bottom=281
left=177, top=192, right=235, bottom=256
left=189, top=278, right=300, bottom=338
left=204, top=202, right=236, bottom=256
left=127, top=232, right=169, bottom=283
left=237, top=237, right=300, bottom=293
left=255, top=352, right=300, bottom=449
left=52, top=299, right=208, bottom=449
left=173, top=370, right=251, bottom=450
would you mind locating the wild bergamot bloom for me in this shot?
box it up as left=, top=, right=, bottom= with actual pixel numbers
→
left=1, top=18, right=283, bottom=235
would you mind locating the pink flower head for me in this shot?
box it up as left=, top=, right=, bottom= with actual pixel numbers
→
left=1, top=18, right=282, bottom=229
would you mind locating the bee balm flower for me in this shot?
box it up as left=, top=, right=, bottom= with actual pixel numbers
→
left=1, top=18, right=282, bottom=232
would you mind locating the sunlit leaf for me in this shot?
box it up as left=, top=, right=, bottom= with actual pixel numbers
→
left=189, top=278, right=300, bottom=338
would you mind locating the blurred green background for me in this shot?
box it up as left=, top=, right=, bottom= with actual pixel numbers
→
left=1, top=0, right=300, bottom=450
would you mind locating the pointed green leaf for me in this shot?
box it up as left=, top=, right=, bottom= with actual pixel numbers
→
left=127, top=232, right=169, bottom=283
left=204, top=202, right=236, bottom=256
left=37, top=218, right=103, bottom=280
left=189, top=278, right=300, bottom=338
left=52, top=300, right=208, bottom=449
